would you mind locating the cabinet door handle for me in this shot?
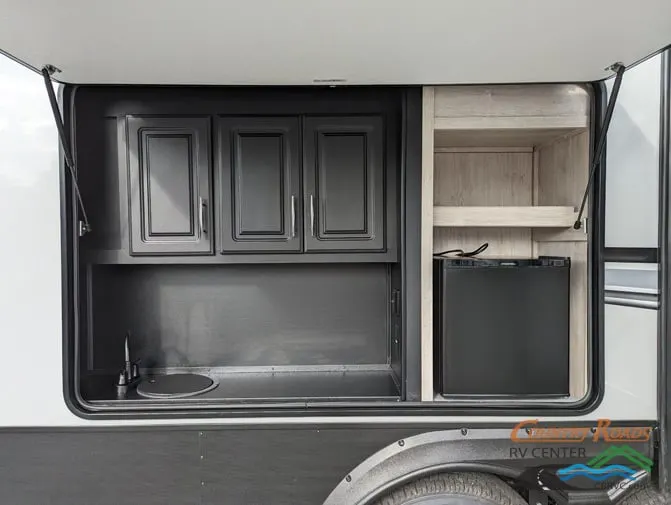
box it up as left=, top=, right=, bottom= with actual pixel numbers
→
left=199, top=197, right=208, bottom=235
left=290, top=195, right=296, bottom=238
left=310, top=194, right=315, bottom=237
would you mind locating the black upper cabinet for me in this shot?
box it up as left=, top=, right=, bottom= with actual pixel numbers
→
left=101, top=91, right=399, bottom=262
left=303, top=116, right=386, bottom=252
left=218, top=117, right=301, bottom=253
left=126, top=116, right=213, bottom=255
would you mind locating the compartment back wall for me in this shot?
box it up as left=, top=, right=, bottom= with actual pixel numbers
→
left=88, top=264, right=390, bottom=371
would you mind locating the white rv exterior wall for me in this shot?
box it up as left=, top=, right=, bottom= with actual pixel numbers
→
left=0, top=54, right=659, bottom=427
left=606, top=55, right=662, bottom=248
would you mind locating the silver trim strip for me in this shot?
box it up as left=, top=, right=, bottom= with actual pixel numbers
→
left=604, top=294, right=659, bottom=309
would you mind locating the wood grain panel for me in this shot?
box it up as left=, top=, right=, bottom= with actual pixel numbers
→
left=432, top=85, right=589, bottom=148
left=434, top=127, right=586, bottom=148
left=533, top=228, right=588, bottom=242
left=434, top=228, right=532, bottom=258
left=433, top=151, right=533, bottom=258
left=535, top=131, right=589, bottom=208
left=420, top=87, right=435, bottom=401
left=434, top=84, right=590, bottom=119
left=433, top=152, right=532, bottom=205
left=435, top=146, right=533, bottom=153
left=433, top=206, right=576, bottom=227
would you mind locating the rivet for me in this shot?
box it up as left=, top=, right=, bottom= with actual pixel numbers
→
left=345, top=475, right=352, bottom=483
left=398, top=439, right=405, bottom=447
left=461, top=428, right=468, bottom=436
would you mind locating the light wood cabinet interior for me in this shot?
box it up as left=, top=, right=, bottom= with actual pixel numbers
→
left=422, top=84, right=591, bottom=402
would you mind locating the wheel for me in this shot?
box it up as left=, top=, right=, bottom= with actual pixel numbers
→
left=373, top=472, right=526, bottom=505
left=617, top=486, right=668, bottom=505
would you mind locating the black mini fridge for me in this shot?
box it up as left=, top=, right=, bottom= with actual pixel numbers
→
left=433, top=256, right=571, bottom=397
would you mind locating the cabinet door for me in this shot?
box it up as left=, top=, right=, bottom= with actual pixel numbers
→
left=218, top=117, right=301, bottom=253
left=303, top=116, right=385, bottom=252
left=126, top=116, right=212, bottom=255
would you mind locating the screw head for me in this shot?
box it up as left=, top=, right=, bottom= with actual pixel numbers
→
left=345, top=475, right=352, bottom=483
left=398, top=439, right=405, bottom=447
left=461, top=428, right=468, bottom=436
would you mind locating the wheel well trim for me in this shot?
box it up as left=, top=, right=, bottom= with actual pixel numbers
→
left=322, top=429, right=523, bottom=505
left=348, top=462, right=523, bottom=505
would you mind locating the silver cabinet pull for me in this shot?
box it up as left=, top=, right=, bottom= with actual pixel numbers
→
left=310, top=194, right=315, bottom=237
left=198, top=197, right=208, bottom=235
left=290, top=195, right=296, bottom=238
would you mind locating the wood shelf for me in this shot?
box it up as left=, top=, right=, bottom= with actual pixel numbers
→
left=433, top=120, right=587, bottom=148
left=432, top=85, right=589, bottom=148
left=433, top=206, right=577, bottom=228
left=434, top=115, right=588, bottom=131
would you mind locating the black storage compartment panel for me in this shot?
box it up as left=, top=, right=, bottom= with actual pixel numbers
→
left=434, top=257, right=570, bottom=397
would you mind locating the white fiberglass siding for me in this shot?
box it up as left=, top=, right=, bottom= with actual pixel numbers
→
left=605, top=54, right=662, bottom=248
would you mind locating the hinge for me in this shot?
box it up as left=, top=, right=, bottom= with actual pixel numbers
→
left=391, top=289, right=401, bottom=316
left=78, top=220, right=91, bottom=237
left=43, top=64, right=61, bottom=76
left=573, top=215, right=588, bottom=233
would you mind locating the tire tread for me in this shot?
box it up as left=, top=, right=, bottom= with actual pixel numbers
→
left=374, top=472, right=525, bottom=505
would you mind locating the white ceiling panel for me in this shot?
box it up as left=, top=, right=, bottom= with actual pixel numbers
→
left=0, top=0, right=669, bottom=85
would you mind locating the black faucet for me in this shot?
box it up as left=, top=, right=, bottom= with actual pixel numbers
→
left=116, top=332, right=141, bottom=397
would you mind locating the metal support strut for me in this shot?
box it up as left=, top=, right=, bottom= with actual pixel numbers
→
left=574, top=62, right=626, bottom=230
left=41, top=64, right=91, bottom=236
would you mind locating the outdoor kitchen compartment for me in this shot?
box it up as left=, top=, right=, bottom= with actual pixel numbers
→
left=81, top=262, right=402, bottom=405
left=71, top=86, right=405, bottom=408
left=68, top=83, right=591, bottom=410
left=433, top=256, right=571, bottom=397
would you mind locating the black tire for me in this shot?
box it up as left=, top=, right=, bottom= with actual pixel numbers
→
left=617, top=486, right=669, bottom=505
left=373, top=472, right=526, bottom=505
